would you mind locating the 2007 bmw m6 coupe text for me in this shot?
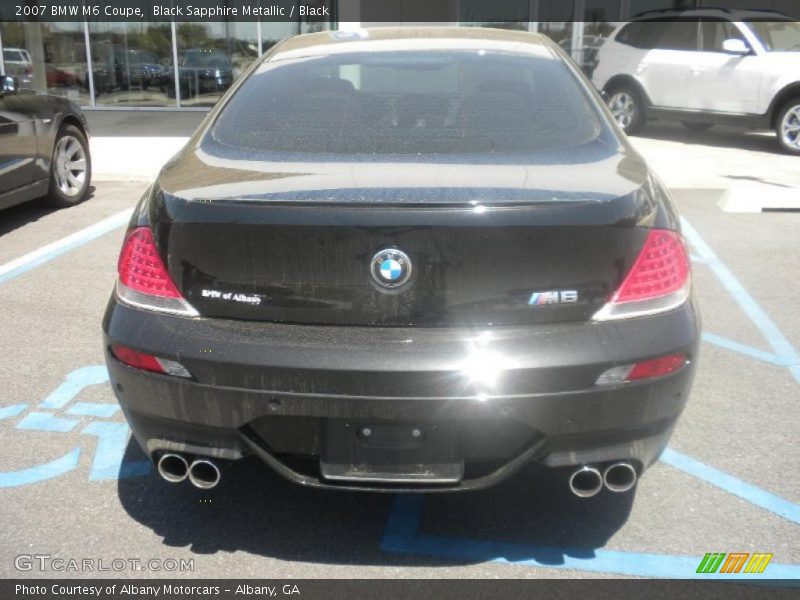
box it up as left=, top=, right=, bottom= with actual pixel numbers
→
left=103, top=28, right=699, bottom=497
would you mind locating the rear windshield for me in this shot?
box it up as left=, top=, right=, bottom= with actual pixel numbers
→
left=211, top=50, right=603, bottom=156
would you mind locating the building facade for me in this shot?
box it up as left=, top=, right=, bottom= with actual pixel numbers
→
left=0, top=0, right=795, bottom=110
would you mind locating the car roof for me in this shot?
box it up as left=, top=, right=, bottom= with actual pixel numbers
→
left=267, top=27, right=556, bottom=62
left=631, top=7, right=791, bottom=20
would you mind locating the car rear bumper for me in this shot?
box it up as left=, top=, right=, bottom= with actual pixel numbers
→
left=103, top=296, right=700, bottom=492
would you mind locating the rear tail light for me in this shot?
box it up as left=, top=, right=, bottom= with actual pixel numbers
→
left=111, top=343, right=192, bottom=378
left=116, top=227, right=197, bottom=316
left=595, top=353, right=688, bottom=386
left=593, top=229, right=690, bottom=321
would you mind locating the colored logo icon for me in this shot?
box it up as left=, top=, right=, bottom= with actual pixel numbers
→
left=696, top=552, right=773, bottom=574
left=370, top=248, right=412, bottom=289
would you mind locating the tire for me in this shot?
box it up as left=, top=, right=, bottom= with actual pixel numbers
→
left=775, top=98, right=800, bottom=155
left=46, top=124, right=91, bottom=207
left=681, top=121, right=714, bottom=132
left=606, top=84, right=646, bottom=135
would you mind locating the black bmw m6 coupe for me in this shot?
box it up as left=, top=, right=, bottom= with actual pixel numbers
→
left=103, top=28, right=699, bottom=497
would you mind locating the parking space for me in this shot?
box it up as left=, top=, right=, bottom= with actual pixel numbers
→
left=0, top=171, right=798, bottom=579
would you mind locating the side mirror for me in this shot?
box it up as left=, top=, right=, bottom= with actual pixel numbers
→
left=1, top=75, right=18, bottom=94
left=722, top=38, right=750, bottom=55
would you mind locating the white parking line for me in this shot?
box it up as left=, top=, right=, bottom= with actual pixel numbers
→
left=0, top=208, right=133, bottom=284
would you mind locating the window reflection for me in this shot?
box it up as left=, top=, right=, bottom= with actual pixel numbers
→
left=1, top=22, right=89, bottom=104
left=174, top=22, right=259, bottom=107
left=262, top=22, right=300, bottom=55
left=88, top=21, right=173, bottom=107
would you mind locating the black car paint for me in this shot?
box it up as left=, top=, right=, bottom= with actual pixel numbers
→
left=0, top=88, right=89, bottom=210
left=104, top=29, right=699, bottom=492
left=133, top=128, right=677, bottom=327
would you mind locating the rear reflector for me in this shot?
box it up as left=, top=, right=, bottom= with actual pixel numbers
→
left=593, top=229, right=690, bottom=321
left=595, top=353, right=688, bottom=386
left=111, top=344, right=192, bottom=378
left=116, top=227, right=197, bottom=316
left=628, top=353, right=688, bottom=380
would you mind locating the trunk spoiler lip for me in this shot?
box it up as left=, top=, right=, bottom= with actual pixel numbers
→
left=151, top=185, right=661, bottom=229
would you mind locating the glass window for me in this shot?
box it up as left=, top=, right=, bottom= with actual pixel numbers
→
left=744, top=19, right=800, bottom=52
left=537, top=1, right=575, bottom=54
left=262, top=22, right=300, bottom=55
left=212, top=50, right=604, bottom=156
left=627, top=0, right=671, bottom=19
left=700, top=19, right=747, bottom=52
left=0, top=22, right=88, bottom=104
left=174, top=21, right=259, bottom=107
left=87, top=20, right=174, bottom=107
left=581, top=0, right=621, bottom=74
left=459, top=0, right=530, bottom=31
left=616, top=22, right=650, bottom=48
left=617, top=19, right=699, bottom=51
left=653, top=19, right=699, bottom=51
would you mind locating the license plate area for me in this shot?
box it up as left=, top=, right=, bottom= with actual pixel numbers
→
left=320, top=420, right=463, bottom=484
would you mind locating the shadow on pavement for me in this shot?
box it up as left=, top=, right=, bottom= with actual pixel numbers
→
left=0, top=187, right=97, bottom=239
left=0, top=199, right=59, bottom=238
left=117, top=439, right=634, bottom=568
left=636, top=122, right=783, bottom=155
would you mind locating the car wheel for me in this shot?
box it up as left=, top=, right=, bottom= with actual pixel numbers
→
left=776, top=98, right=800, bottom=155
left=606, top=84, right=646, bottom=135
left=46, top=124, right=91, bottom=207
left=681, top=121, right=713, bottom=132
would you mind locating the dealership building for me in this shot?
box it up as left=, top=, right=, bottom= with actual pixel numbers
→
left=0, top=0, right=796, bottom=111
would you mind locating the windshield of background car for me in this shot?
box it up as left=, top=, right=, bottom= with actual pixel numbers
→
left=744, top=19, right=800, bottom=51
left=211, top=49, right=605, bottom=156
left=3, top=50, right=25, bottom=62
left=183, top=52, right=233, bottom=68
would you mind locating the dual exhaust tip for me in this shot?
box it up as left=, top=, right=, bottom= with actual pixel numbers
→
left=569, top=462, right=637, bottom=498
left=157, top=453, right=221, bottom=489
left=160, top=453, right=634, bottom=496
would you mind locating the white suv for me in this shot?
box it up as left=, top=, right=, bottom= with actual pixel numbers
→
left=592, top=9, right=800, bottom=154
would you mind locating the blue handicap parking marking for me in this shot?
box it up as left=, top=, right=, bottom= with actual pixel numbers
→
left=381, top=495, right=800, bottom=580
left=16, top=411, right=79, bottom=433
left=379, top=216, right=800, bottom=578
left=702, top=333, right=796, bottom=367
left=661, top=449, right=800, bottom=526
left=0, top=209, right=133, bottom=285
left=67, top=402, right=121, bottom=418
left=0, top=403, right=28, bottom=420
left=0, top=365, right=150, bottom=487
left=0, top=448, right=82, bottom=488
left=82, top=421, right=151, bottom=480
left=682, top=217, right=800, bottom=383
left=39, top=365, right=111, bottom=409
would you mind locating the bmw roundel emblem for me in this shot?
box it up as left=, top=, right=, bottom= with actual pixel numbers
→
left=370, top=248, right=412, bottom=289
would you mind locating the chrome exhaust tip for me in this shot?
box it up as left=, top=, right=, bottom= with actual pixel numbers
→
left=603, top=462, right=638, bottom=493
left=568, top=466, right=603, bottom=498
left=157, top=453, right=188, bottom=484
left=188, top=459, right=221, bottom=490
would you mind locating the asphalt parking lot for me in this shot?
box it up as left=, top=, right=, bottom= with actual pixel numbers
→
left=0, top=141, right=798, bottom=580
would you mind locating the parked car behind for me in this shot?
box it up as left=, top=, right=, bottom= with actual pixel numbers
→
left=164, top=49, right=234, bottom=100
left=592, top=8, right=800, bottom=154
left=3, top=47, right=33, bottom=87
left=104, top=28, right=698, bottom=498
left=0, top=75, right=91, bottom=210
